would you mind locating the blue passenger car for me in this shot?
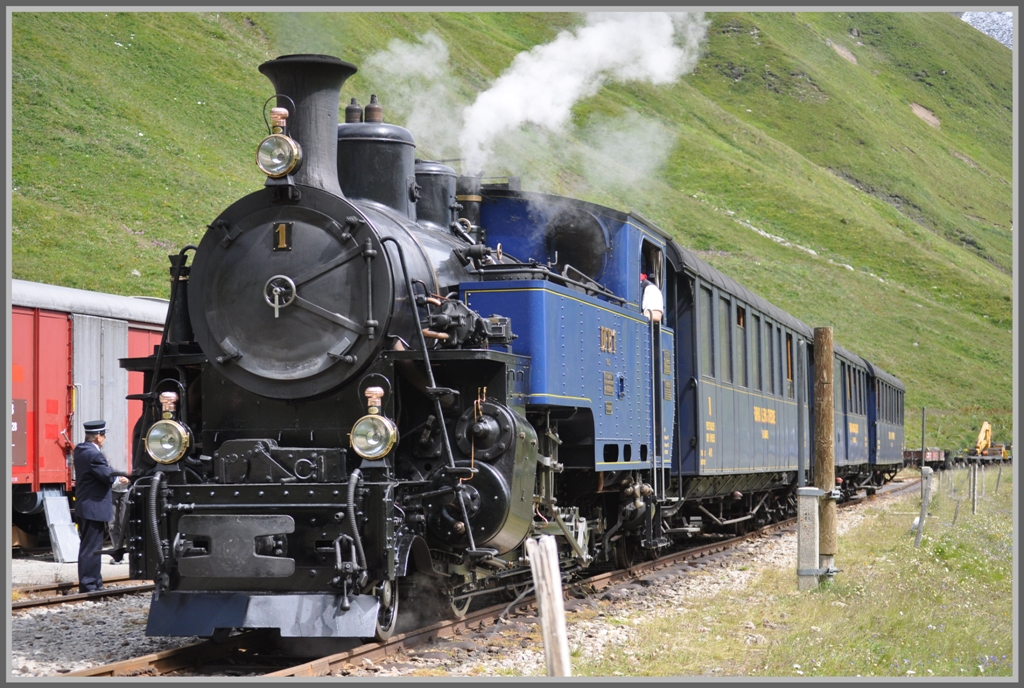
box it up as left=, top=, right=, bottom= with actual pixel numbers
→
left=866, top=362, right=906, bottom=483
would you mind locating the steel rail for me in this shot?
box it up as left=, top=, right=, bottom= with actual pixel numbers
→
left=65, top=629, right=279, bottom=677
left=12, top=583, right=156, bottom=610
left=64, top=478, right=919, bottom=677
left=13, top=575, right=132, bottom=597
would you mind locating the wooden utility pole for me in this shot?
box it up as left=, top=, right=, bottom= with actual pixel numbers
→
left=813, top=327, right=836, bottom=573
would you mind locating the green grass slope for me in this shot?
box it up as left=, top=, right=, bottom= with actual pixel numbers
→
left=10, top=11, right=1013, bottom=450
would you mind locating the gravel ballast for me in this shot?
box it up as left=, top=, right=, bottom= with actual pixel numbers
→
left=8, top=499, right=885, bottom=678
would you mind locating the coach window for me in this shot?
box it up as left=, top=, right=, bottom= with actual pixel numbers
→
left=736, top=306, right=748, bottom=387
left=857, top=372, right=863, bottom=415
left=860, top=371, right=865, bottom=415
left=777, top=327, right=785, bottom=397
left=861, top=372, right=866, bottom=415
left=851, top=369, right=857, bottom=414
left=785, top=332, right=794, bottom=398
left=700, top=286, right=714, bottom=378
left=766, top=321, right=775, bottom=395
left=854, top=371, right=859, bottom=414
left=851, top=370, right=860, bottom=413
left=752, top=314, right=762, bottom=391
left=719, top=297, right=733, bottom=384
left=857, top=370, right=863, bottom=415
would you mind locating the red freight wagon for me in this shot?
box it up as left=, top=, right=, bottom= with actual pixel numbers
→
left=902, top=447, right=949, bottom=470
left=11, top=279, right=167, bottom=546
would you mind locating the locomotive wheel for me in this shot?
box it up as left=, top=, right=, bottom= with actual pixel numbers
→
left=366, top=580, right=398, bottom=643
left=450, top=594, right=472, bottom=619
left=613, top=537, right=640, bottom=568
left=501, top=581, right=531, bottom=603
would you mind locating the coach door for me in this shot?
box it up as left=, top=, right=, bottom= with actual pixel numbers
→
left=834, top=358, right=849, bottom=467
left=72, top=315, right=130, bottom=473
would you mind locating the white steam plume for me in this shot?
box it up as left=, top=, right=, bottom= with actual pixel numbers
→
left=362, top=32, right=465, bottom=160
left=459, top=12, right=708, bottom=173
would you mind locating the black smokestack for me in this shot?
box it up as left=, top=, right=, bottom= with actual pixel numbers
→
left=258, top=54, right=357, bottom=197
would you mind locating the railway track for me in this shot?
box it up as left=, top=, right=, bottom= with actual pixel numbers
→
left=68, top=479, right=919, bottom=677
left=12, top=577, right=156, bottom=611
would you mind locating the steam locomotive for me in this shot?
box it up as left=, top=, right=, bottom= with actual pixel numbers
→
left=122, top=54, right=905, bottom=642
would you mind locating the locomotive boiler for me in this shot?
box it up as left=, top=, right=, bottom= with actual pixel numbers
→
left=122, top=53, right=906, bottom=642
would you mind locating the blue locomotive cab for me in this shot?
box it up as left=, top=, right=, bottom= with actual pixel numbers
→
left=467, top=189, right=675, bottom=480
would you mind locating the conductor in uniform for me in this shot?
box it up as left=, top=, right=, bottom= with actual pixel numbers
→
left=73, top=420, right=128, bottom=593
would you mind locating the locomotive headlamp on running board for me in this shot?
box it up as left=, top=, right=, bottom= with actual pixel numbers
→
left=350, top=386, right=398, bottom=459
left=145, top=391, right=190, bottom=464
left=145, top=419, right=191, bottom=464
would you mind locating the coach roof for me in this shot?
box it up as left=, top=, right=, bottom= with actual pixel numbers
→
left=12, top=279, right=168, bottom=326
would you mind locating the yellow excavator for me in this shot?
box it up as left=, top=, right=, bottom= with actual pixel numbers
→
left=963, top=422, right=1010, bottom=463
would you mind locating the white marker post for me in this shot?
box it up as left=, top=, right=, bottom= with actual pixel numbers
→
left=525, top=535, right=571, bottom=676
left=797, top=486, right=825, bottom=590
left=914, top=467, right=933, bottom=548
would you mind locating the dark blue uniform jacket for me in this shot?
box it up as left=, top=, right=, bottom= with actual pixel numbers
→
left=73, top=442, right=115, bottom=522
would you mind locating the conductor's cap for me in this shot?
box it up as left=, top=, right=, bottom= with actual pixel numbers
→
left=83, top=420, right=107, bottom=434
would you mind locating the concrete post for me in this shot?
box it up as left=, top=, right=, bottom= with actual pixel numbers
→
left=914, top=467, right=933, bottom=547
left=797, top=487, right=824, bottom=590
left=813, top=327, right=836, bottom=574
left=972, top=465, right=978, bottom=515
left=995, top=463, right=1002, bottom=494
left=952, top=498, right=961, bottom=526
left=920, top=407, right=926, bottom=500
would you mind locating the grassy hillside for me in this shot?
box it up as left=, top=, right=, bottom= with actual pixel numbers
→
left=10, top=11, right=1013, bottom=451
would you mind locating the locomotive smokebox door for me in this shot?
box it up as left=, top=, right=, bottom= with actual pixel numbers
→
left=188, top=189, right=394, bottom=399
